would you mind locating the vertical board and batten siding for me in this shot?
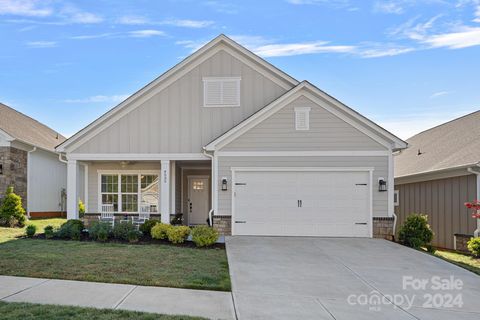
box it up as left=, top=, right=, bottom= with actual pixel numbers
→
left=217, top=156, right=389, bottom=217
left=223, top=96, right=387, bottom=151
left=71, top=50, right=288, bottom=154
left=86, top=162, right=161, bottom=213
left=395, top=174, right=477, bottom=249
left=29, top=149, right=67, bottom=212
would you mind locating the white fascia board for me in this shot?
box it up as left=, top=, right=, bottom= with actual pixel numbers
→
left=57, top=35, right=298, bottom=153
left=231, top=167, right=375, bottom=172
left=67, top=153, right=209, bottom=161
left=217, top=151, right=390, bottom=157
left=0, top=128, right=14, bottom=142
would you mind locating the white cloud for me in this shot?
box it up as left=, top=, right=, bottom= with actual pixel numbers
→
left=63, top=95, right=129, bottom=104
left=356, top=45, right=415, bottom=58
left=430, top=91, right=450, bottom=98
left=0, top=0, right=52, bottom=17
left=202, top=1, right=239, bottom=14
left=117, top=15, right=149, bottom=25
left=127, top=29, right=166, bottom=38
left=253, top=42, right=355, bottom=57
left=25, top=40, right=57, bottom=48
left=418, top=25, right=480, bottom=48
left=59, top=5, right=103, bottom=24
left=160, top=19, right=214, bottom=28
left=70, top=33, right=113, bottom=40
left=374, top=1, right=405, bottom=14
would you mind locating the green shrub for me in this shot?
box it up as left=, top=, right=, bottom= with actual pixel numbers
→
left=398, top=214, right=434, bottom=249
left=78, top=200, right=85, bottom=218
left=0, top=186, right=26, bottom=227
left=425, top=244, right=436, bottom=254
left=113, top=221, right=136, bottom=241
left=56, top=219, right=84, bottom=240
left=167, top=225, right=191, bottom=244
left=467, top=237, right=480, bottom=258
left=151, top=223, right=172, bottom=240
left=191, top=225, right=219, bottom=247
left=171, top=213, right=183, bottom=225
left=139, top=220, right=158, bottom=236
left=25, top=225, right=36, bottom=238
left=127, top=230, right=141, bottom=243
left=88, top=221, right=112, bottom=242
left=44, top=225, right=55, bottom=239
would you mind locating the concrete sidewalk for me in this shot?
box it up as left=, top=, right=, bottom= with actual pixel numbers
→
left=0, top=275, right=235, bottom=320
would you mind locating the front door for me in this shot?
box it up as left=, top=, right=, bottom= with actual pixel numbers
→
left=188, top=176, right=209, bottom=225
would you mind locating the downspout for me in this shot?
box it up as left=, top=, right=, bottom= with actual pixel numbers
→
left=467, top=165, right=480, bottom=237
left=26, top=147, right=37, bottom=218
left=202, top=148, right=215, bottom=226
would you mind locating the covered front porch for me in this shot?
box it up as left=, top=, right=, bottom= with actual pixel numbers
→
left=66, top=157, right=212, bottom=226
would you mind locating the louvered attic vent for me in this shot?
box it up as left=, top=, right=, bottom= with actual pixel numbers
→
left=203, top=77, right=241, bottom=107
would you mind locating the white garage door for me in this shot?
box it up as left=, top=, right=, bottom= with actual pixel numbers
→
left=233, top=170, right=371, bottom=237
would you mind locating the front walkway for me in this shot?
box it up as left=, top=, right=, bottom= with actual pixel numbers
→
left=0, top=275, right=235, bottom=320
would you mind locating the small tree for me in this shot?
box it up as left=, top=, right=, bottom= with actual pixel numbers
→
left=464, top=200, right=480, bottom=219
left=0, top=186, right=26, bottom=227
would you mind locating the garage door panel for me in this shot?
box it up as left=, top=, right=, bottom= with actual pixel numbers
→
left=234, top=170, right=371, bottom=237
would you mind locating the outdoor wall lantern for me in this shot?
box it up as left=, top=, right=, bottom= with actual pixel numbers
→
left=221, top=177, right=228, bottom=191
left=378, top=177, right=387, bottom=192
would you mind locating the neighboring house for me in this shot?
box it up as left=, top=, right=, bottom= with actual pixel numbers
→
left=56, top=35, right=407, bottom=238
left=394, top=111, right=480, bottom=250
left=0, top=103, right=67, bottom=218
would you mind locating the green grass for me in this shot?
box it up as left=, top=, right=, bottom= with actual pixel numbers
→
left=0, top=218, right=65, bottom=243
left=434, top=249, right=480, bottom=276
left=0, top=301, right=205, bottom=320
left=0, top=238, right=231, bottom=291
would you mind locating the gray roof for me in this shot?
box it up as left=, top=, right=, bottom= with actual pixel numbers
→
left=0, top=103, right=65, bottom=151
left=395, top=110, right=480, bottom=177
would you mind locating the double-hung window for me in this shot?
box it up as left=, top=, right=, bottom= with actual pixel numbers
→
left=100, top=172, right=159, bottom=213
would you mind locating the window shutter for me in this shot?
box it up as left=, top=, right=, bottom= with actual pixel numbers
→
left=294, top=107, right=311, bottom=130
left=203, top=77, right=241, bottom=107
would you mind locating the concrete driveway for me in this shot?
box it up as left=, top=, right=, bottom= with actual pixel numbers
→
left=226, top=237, right=480, bottom=320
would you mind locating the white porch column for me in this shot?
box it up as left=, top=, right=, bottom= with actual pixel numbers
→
left=160, top=160, right=170, bottom=224
left=67, top=159, right=78, bottom=220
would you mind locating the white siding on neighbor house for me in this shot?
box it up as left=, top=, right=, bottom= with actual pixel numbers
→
left=86, top=162, right=161, bottom=213
left=222, top=96, right=387, bottom=151
left=216, top=156, right=389, bottom=217
left=28, top=149, right=66, bottom=212
left=72, top=50, right=289, bottom=155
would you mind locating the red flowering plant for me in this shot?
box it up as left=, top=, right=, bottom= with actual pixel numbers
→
left=464, top=200, right=480, bottom=219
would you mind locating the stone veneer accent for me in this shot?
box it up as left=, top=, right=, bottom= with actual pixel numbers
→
left=212, top=215, right=232, bottom=236
left=454, top=234, right=473, bottom=253
left=373, top=217, right=395, bottom=241
left=0, top=146, right=28, bottom=208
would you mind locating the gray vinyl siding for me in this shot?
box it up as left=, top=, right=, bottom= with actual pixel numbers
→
left=72, top=50, right=289, bottom=154
left=395, top=174, right=477, bottom=250
left=223, top=96, right=386, bottom=151
left=216, top=156, right=389, bottom=217
left=86, top=162, right=161, bottom=213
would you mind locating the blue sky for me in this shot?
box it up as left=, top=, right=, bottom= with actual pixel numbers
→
left=1, top=0, right=479, bottom=139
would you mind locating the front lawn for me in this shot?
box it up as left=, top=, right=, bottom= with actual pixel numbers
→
left=0, top=301, right=205, bottom=320
left=0, top=239, right=230, bottom=291
left=434, top=249, right=480, bottom=276
left=0, top=218, right=65, bottom=243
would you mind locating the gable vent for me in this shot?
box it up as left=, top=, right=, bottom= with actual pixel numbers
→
left=203, top=77, right=241, bottom=107
left=295, top=107, right=311, bottom=130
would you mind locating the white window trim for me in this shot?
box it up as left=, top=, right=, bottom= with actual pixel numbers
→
left=394, top=190, right=400, bottom=206
left=97, top=170, right=160, bottom=214
left=295, top=107, right=311, bottom=130
left=203, top=77, right=241, bottom=108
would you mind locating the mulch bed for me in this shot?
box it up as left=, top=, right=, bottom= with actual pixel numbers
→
left=29, top=233, right=225, bottom=249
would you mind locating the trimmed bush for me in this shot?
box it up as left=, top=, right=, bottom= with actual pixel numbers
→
left=139, top=220, right=158, bottom=236
left=127, top=230, right=141, bottom=243
left=0, top=186, right=26, bottom=227
left=113, top=221, right=136, bottom=241
left=191, top=226, right=219, bottom=247
left=78, top=200, right=86, bottom=218
left=56, top=219, right=85, bottom=240
left=25, top=225, right=36, bottom=238
left=167, top=225, right=191, bottom=244
left=44, top=225, right=55, bottom=239
left=467, top=237, right=480, bottom=258
left=88, top=221, right=112, bottom=242
left=151, top=223, right=172, bottom=240
left=398, top=214, right=434, bottom=249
